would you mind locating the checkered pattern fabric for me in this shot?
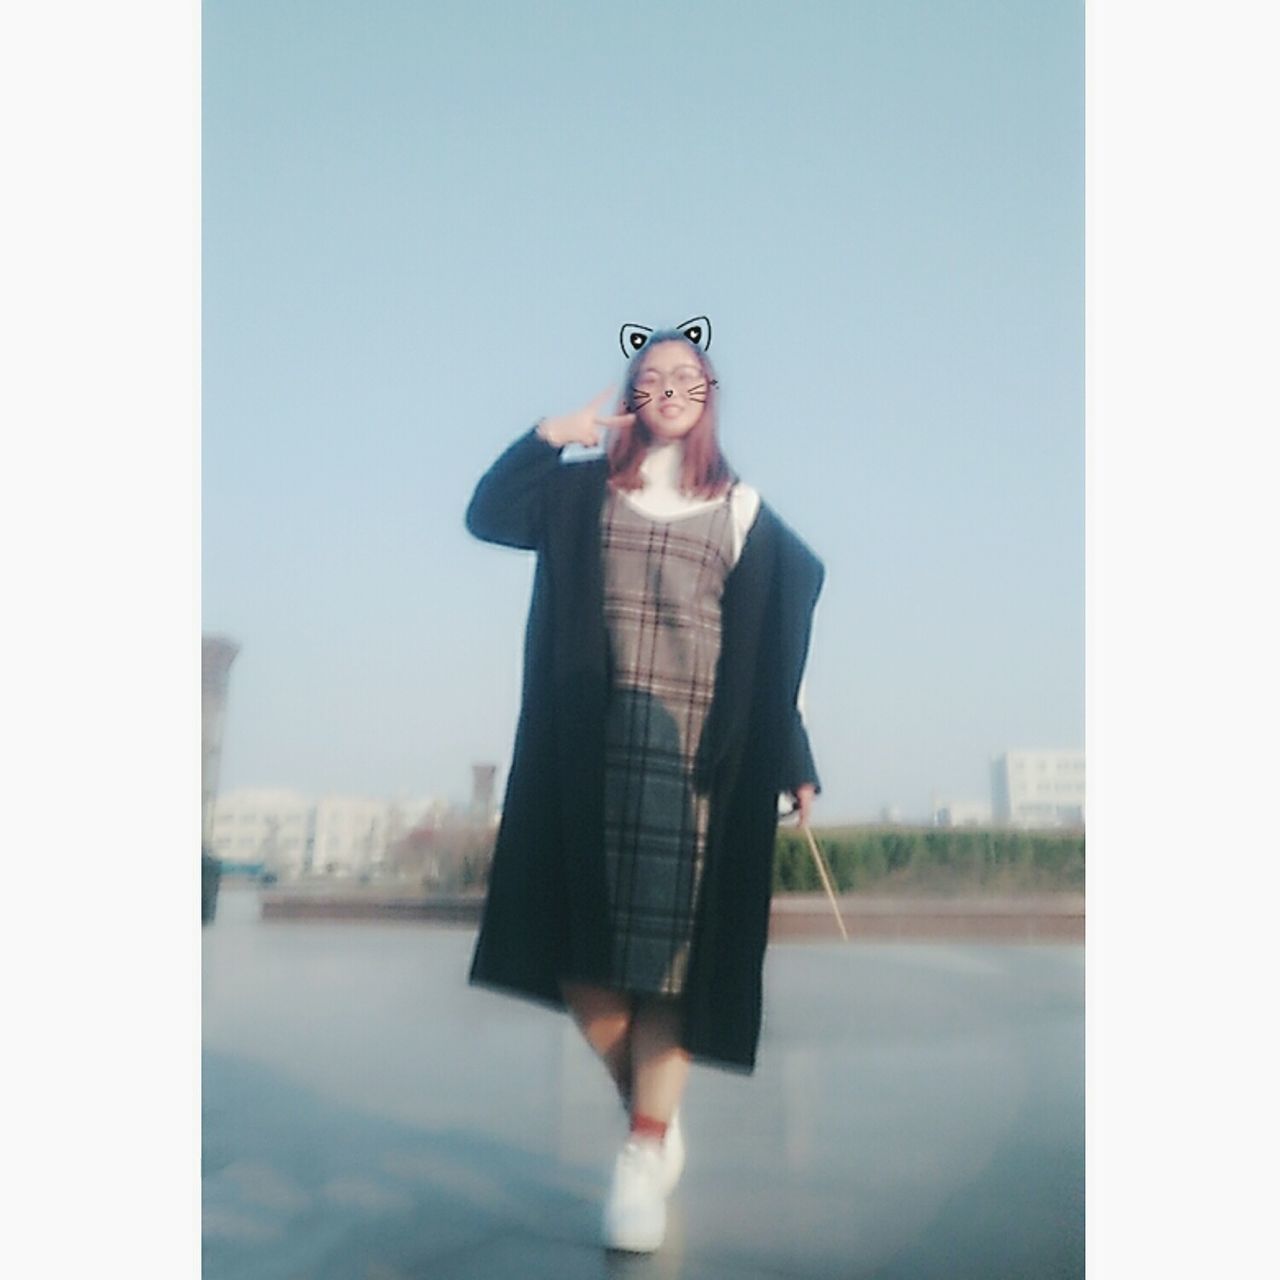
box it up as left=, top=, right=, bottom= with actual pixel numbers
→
left=599, top=487, right=736, bottom=995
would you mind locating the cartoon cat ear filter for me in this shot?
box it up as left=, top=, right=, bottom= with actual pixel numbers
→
left=619, top=315, right=713, bottom=359
left=619, top=315, right=719, bottom=412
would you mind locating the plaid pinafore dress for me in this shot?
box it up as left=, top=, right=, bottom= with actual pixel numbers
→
left=599, top=482, right=737, bottom=997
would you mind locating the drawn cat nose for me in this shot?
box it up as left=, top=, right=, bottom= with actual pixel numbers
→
left=664, top=389, right=674, bottom=397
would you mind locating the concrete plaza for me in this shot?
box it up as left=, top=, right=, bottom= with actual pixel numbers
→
left=203, top=886, right=1084, bottom=1279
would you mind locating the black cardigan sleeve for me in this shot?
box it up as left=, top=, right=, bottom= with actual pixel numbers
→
left=464, top=424, right=563, bottom=550
left=782, top=703, right=822, bottom=797
left=776, top=539, right=825, bottom=797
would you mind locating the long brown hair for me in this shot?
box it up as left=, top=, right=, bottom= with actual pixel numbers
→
left=606, top=330, right=738, bottom=498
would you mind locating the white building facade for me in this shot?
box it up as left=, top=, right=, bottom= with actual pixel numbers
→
left=209, top=788, right=312, bottom=874
left=990, top=749, right=1085, bottom=828
left=311, top=795, right=392, bottom=877
left=209, top=789, right=394, bottom=877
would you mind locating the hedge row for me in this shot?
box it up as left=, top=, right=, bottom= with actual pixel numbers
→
left=772, top=826, right=1085, bottom=893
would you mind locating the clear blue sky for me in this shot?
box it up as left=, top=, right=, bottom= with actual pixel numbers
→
left=203, top=0, right=1082, bottom=822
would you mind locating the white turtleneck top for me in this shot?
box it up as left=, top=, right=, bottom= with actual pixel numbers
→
left=617, top=438, right=762, bottom=564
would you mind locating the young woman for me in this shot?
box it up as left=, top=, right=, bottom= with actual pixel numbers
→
left=464, top=322, right=824, bottom=1253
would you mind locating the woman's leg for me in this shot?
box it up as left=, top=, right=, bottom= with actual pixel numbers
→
left=560, top=979, right=636, bottom=1104
left=628, top=994, right=691, bottom=1123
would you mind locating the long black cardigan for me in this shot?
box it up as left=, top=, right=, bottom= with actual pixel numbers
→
left=464, top=425, right=825, bottom=1073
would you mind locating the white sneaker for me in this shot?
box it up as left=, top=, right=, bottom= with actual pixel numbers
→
left=659, top=1107, right=685, bottom=1196
left=602, top=1137, right=666, bottom=1252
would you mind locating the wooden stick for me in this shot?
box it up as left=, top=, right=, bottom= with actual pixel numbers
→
left=802, top=824, right=850, bottom=941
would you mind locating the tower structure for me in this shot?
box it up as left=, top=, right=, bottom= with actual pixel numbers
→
left=202, top=635, right=240, bottom=845
left=470, top=762, right=497, bottom=825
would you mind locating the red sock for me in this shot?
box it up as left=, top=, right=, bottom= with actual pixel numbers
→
left=630, top=1111, right=668, bottom=1143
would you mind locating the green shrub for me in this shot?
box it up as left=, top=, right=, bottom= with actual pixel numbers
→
left=772, top=825, right=1084, bottom=894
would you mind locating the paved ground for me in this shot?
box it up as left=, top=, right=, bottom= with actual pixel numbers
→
left=203, top=887, right=1084, bottom=1279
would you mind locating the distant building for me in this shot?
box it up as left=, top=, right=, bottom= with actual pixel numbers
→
left=211, top=789, right=393, bottom=877
left=990, top=749, right=1085, bottom=828
left=933, top=800, right=993, bottom=828
left=312, top=795, right=392, bottom=877
left=210, top=787, right=311, bottom=874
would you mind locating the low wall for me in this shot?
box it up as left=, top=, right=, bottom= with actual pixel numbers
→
left=257, top=887, right=1083, bottom=942
left=768, top=892, right=1083, bottom=942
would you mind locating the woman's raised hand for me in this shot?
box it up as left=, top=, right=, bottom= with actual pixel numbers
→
left=792, top=783, right=817, bottom=829
left=537, top=387, right=636, bottom=449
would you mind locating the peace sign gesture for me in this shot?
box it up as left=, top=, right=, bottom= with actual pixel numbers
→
left=536, top=387, right=635, bottom=449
